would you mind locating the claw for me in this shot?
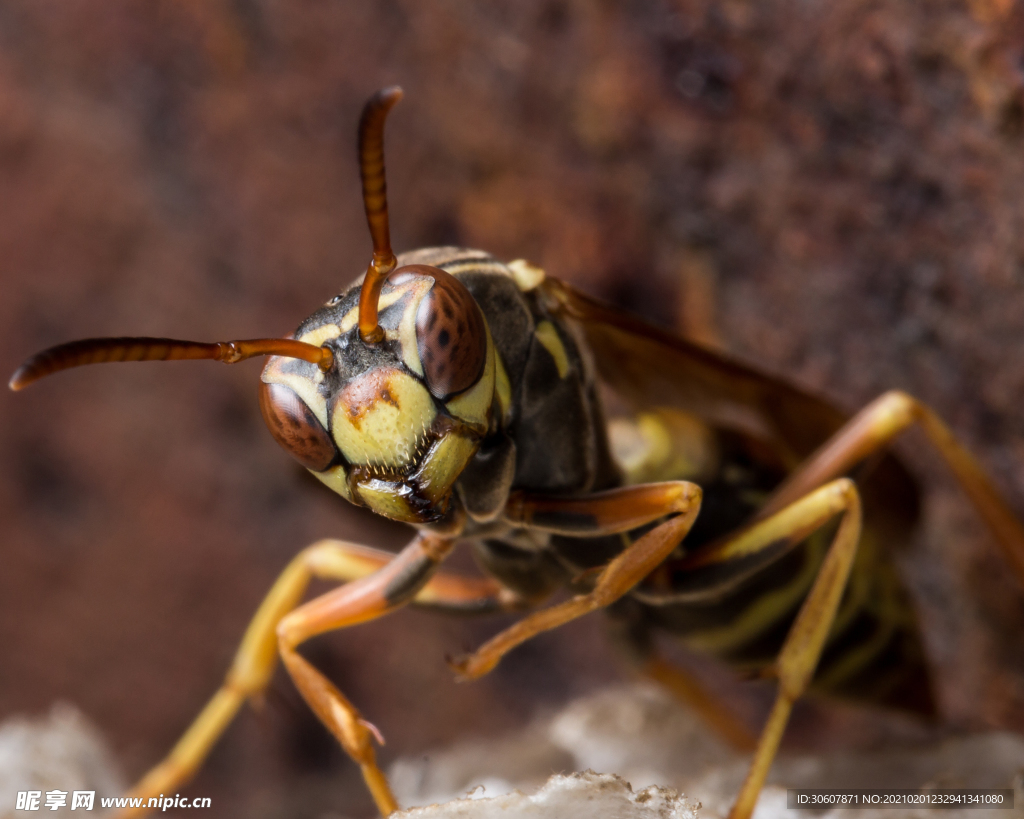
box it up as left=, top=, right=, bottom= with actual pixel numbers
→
left=359, top=717, right=386, bottom=746
left=446, top=651, right=496, bottom=681
left=445, top=653, right=472, bottom=681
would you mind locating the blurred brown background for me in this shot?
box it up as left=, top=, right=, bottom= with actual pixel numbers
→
left=2, top=1, right=1024, bottom=817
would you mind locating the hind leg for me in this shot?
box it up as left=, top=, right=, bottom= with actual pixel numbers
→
left=762, top=390, right=1024, bottom=585
left=638, top=651, right=756, bottom=751
left=668, top=480, right=865, bottom=819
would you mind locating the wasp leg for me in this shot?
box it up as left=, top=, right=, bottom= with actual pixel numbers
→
left=450, top=481, right=703, bottom=680
left=121, top=537, right=506, bottom=817
left=675, top=478, right=863, bottom=819
left=762, top=390, right=1024, bottom=586
left=276, top=531, right=460, bottom=817
left=639, top=653, right=756, bottom=751
left=411, top=560, right=524, bottom=615
left=505, top=480, right=703, bottom=535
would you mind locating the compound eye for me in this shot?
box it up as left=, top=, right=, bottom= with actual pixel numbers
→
left=414, top=267, right=487, bottom=399
left=258, top=381, right=337, bottom=471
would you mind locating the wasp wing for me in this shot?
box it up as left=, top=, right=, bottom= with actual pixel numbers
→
left=541, top=276, right=918, bottom=521
left=544, top=278, right=845, bottom=458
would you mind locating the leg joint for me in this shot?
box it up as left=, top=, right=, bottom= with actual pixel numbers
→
left=276, top=612, right=299, bottom=652
left=873, top=389, right=920, bottom=426
left=829, top=476, right=859, bottom=505
left=669, top=481, right=703, bottom=513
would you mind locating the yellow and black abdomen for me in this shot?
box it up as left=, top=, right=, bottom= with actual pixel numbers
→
left=609, top=413, right=935, bottom=717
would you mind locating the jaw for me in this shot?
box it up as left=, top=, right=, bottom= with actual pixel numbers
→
left=312, top=428, right=480, bottom=525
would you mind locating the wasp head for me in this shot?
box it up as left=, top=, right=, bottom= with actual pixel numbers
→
left=8, top=89, right=499, bottom=527
left=259, top=263, right=496, bottom=525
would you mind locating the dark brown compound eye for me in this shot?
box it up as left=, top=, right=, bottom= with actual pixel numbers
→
left=409, top=265, right=487, bottom=399
left=258, top=381, right=337, bottom=471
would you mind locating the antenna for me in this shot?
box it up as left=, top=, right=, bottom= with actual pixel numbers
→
left=9, top=336, right=334, bottom=391
left=356, top=86, right=403, bottom=344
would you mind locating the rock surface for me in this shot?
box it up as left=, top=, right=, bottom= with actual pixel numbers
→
left=391, top=684, right=1024, bottom=819
left=3, top=687, right=1023, bottom=818
left=0, top=704, right=123, bottom=818
left=394, top=773, right=698, bottom=819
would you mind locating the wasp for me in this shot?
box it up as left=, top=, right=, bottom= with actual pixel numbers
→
left=10, top=87, right=1024, bottom=819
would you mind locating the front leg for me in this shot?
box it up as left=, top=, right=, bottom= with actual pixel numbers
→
left=276, top=531, right=458, bottom=816
left=451, top=481, right=702, bottom=679
left=121, top=537, right=512, bottom=817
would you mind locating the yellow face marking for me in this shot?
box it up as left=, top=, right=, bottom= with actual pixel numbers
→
left=331, top=368, right=436, bottom=467
left=310, top=464, right=352, bottom=502
left=444, top=326, right=495, bottom=429
left=534, top=321, right=570, bottom=379
left=507, top=259, right=546, bottom=291
left=298, top=323, right=341, bottom=348
left=261, top=358, right=329, bottom=429
left=493, top=351, right=512, bottom=425
left=396, top=277, right=434, bottom=377
left=413, top=433, right=477, bottom=504
left=340, top=306, right=357, bottom=334
left=338, top=278, right=430, bottom=334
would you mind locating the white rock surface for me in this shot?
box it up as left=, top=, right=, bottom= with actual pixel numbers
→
left=390, top=720, right=574, bottom=807
left=0, top=703, right=124, bottom=818
left=2, top=688, right=1022, bottom=819
left=393, top=772, right=698, bottom=819
left=391, top=684, right=1024, bottom=819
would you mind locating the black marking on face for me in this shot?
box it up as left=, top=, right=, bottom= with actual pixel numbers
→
left=320, top=324, right=404, bottom=401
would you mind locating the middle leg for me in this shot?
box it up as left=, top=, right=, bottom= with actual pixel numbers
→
left=451, top=480, right=703, bottom=680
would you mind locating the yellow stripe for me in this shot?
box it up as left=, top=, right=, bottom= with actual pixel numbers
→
left=535, top=321, right=570, bottom=379
left=813, top=538, right=909, bottom=690
left=682, top=536, right=825, bottom=655
left=493, top=350, right=512, bottom=424
left=442, top=260, right=511, bottom=277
